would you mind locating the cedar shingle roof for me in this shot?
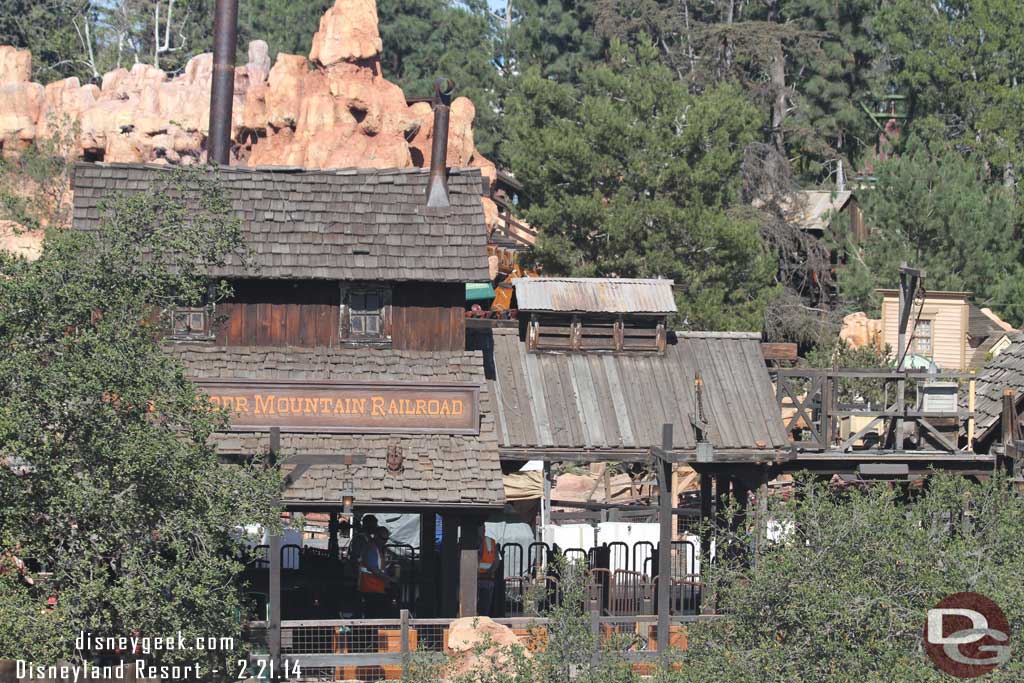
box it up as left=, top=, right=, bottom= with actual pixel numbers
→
left=174, top=344, right=504, bottom=509
left=969, top=333, right=1024, bottom=446
left=71, top=163, right=490, bottom=282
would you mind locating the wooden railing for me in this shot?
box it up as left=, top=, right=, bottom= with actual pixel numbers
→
left=772, top=368, right=977, bottom=454
left=490, top=206, right=538, bottom=249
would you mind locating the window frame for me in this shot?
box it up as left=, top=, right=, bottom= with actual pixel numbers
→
left=911, top=317, right=934, bottom=357
left=167, top=283, right=217, bottom=341
left=339, top=284, right=392, bottom=345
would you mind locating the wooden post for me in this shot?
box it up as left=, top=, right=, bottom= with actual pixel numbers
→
left=459, top=517, right=482, bottom=617
left=821, top=371, right=833, bottom=450
left=699, top=472, right=712, bottom=570
left=328, top=512, right=339, bottom=559
left=268, top=427, right=282, bottom=681
left=540, top=462, right=552, bottom=539
left=1002, top=389, right=1018, bottom=474
left=967, top=374, right=977, bottom=452
left=895, top=264, right=922, bottom=448
left=419, top=512, right=438, bottom=616
left=440, top=514, right=459, bottom=617
left=656, top=424, right=673, bottom=656
left=400, top=609, right=411, bottom=655
left=755, top=482, right=768, bottom=566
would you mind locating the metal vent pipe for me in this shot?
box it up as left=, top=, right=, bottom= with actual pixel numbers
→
left=426, top=78, right=455, bottom=208
left=208, top=0, right=240, bottom=165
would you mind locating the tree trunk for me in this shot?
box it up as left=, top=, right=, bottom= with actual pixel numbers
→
left=770, top=38, right=786, bottom=153
left=770, top=0, right=782, bottom=153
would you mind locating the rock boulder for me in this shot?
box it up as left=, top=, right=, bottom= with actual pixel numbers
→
left=445, top=617, right=531, bottom=679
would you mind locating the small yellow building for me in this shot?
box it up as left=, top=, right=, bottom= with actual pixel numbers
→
left=878, top=290, right=1017, bottom=371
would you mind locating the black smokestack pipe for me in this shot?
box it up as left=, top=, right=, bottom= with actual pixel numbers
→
left=208, top=0, right=239, bottom=166
left=426, top=77, right=455, bottom=208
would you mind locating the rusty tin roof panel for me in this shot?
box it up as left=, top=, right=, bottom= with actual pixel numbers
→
left=514, top=278, right=677, bottom=314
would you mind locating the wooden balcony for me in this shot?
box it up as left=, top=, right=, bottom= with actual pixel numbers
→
left=772, top=367, right=997, bottom=474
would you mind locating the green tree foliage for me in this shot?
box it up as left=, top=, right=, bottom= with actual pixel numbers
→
left=239, top=0, right=332, bottom=60
left=505, top=0, right=604, bottom=82
left=504, top=39, right=776, bottom=330
left=839, top=139, right=1024, bottom=324
left=0, top=115, right=78, bottom=232
left=0, top=0, right=96, bottom=82
left=676, top=474, right=1024, bottom=682
left=377, top=0, right=504, bottom=158
left=781, top=0, right=881, bottom=171
left=0, top=168, right=281, bottom=666
left=877, top=0, right=1024, bottom=185
left=594, top=0, right=884, bottom=178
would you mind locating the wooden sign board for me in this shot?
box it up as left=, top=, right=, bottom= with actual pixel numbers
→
left=199, top=380, right=480, bottom=435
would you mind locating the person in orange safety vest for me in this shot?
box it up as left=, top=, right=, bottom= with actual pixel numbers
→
left=477, top=529, right=499, bottom=615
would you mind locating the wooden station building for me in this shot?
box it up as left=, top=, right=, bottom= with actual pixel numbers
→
left=72, top=162, right=506, bottom=618
left=70, top=159, right=803, bottom=634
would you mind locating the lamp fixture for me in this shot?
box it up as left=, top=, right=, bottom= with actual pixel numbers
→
left=342, top=480, right=354, bottom=515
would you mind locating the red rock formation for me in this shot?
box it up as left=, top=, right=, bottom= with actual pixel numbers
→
left=0, top=0, right=502, bottom=255
left=839, top=312, right=883, bottom=350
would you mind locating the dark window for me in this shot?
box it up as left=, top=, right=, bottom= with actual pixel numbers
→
left=167, top=283, right=217, bottom=341
left=169, top=307, right=212, bottom=340
left=342, top=286, right=390, bottom=343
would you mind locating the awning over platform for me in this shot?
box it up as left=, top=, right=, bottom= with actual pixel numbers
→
left=466, top=282, right=497, bottom=302
left=483, top=329, right=790, bottom=457
left=176, top=345, right=505, bottom=509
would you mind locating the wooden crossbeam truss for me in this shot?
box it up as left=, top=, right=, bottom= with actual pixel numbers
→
left=773, top=368, right=977, bottom=455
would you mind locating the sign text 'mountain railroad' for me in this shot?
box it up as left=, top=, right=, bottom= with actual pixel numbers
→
left=199, top=380, right=480, bottom=435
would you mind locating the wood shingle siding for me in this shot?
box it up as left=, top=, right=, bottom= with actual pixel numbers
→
left=968, top=333, right=1024, bottom=446
left=174, top=345, right=505, bottom=509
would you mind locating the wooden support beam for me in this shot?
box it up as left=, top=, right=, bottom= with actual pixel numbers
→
left=268, top=427, right=282, bottom=680
left=440, top=514, right=459, bottom=617
left=699, top=473, right=712, bottom=565
left=327, top=512, right=339, bottom=560
left=1002, top=389, right=1019, bottom=474
left=656, top=424, right=673, bottom=657
left=459, top=517, right=482, bottom=617
left=419, top=512, right=438, bottom=616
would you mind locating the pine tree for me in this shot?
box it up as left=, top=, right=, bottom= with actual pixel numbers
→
left=504, top=39, right=777, bottom=330
left=842, top=138, right=1024, bottom=324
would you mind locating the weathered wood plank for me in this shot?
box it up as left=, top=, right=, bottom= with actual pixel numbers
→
left=761, top=342, right=798, bottom=361
left=522, top=349, right=552, bottom=446
left=587, top=353, right=622, bottom=448
left=497, top=332, right=529, bottom=446
left=603, top=355, right=636, bottom=448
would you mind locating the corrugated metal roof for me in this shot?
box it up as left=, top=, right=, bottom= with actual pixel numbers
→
left=485, top=329, right=789, bottom=453
left=969, top=333, right=1024, bottom=444
left=514, top=278, right=677, bottom=314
